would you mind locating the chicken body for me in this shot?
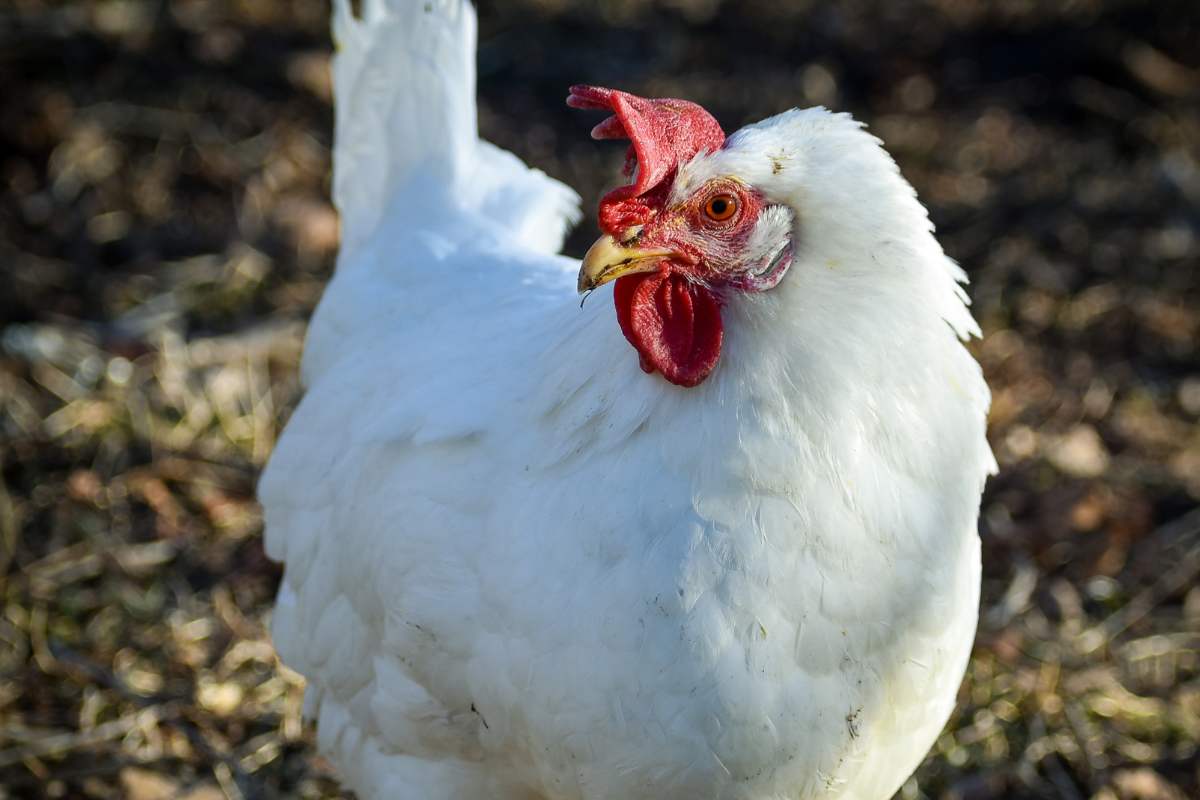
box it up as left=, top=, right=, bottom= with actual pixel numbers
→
left=260, top=2, right=994, bottom=798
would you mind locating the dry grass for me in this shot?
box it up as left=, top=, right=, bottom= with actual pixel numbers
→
left=2, top=1, right=1198, bottom=798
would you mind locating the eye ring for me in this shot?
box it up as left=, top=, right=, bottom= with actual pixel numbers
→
left=703, top=194, right=738, bottom=222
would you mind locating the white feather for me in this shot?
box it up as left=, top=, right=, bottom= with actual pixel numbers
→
left=261, top=2, right=994, bottom=798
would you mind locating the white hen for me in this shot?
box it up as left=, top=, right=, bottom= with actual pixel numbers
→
left=260, top=1, right=995, bottom=798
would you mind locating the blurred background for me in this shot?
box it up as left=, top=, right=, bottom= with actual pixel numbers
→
left=1, top=0, right=1198, bottom=798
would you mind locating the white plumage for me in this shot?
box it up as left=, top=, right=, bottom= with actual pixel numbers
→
left=259, top=1, right=995, bottom=798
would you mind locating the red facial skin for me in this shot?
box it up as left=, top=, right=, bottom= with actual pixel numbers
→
left=569, top=85, right=767, bottom=388
left=631, top=179, right=767, bottom=286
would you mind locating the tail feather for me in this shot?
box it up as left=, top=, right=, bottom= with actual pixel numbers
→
left=330, top=0, right=579, bottom=258
left=332, top=0, right=478, bottom=253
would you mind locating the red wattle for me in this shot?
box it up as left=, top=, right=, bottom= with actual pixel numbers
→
left=613, top=269, right=723, bottom=388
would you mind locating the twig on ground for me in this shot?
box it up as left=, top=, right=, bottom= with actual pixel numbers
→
left=1079, top=508, right=1200, bottom=654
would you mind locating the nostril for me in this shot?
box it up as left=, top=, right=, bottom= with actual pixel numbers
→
left=620, top=225, right=644, bottom=246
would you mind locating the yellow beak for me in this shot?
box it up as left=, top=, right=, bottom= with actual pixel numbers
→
left=577, top=235, right=676, bottom=294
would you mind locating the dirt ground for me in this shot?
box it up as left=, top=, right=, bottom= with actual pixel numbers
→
left=1, top=1, right=1198, bottom=798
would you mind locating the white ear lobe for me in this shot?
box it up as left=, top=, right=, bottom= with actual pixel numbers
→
left=745, top=206, right=795, bottom=262
left=733, top=205, right=796, bottom=293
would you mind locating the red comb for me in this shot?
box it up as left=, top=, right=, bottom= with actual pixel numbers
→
left=568, top=85, right=725, bottom=235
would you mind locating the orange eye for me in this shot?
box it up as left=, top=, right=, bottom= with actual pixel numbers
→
left=704, top=194, right=738, bottom=222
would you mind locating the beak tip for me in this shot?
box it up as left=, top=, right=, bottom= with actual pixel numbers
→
left=577, top=234, right=674, bottom=295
